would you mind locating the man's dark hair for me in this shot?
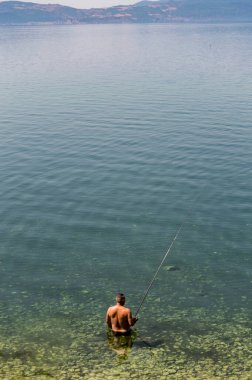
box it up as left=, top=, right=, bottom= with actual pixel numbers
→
left=116, top=293, right=125, bottom=303
left=116, top=292, right=125, bottom=298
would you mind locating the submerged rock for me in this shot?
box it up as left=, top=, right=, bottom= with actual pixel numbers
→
left=163, top=265, right=180, bottom=272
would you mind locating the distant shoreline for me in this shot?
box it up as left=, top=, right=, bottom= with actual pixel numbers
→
left=1, top=0, right=252, bottom=25
left=1, top=20, right=252, bottom=26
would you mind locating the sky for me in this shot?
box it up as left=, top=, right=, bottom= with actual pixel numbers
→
left=21, top=0, right=140, bottom=9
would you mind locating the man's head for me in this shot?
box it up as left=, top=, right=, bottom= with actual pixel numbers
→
left=116, top=293, right=125, bottom=305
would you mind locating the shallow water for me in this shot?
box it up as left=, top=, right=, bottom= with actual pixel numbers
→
left=0, top=23, right=252, bottom=379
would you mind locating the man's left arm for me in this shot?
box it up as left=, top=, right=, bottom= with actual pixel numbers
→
left=128, top=309, right=138, bottom=326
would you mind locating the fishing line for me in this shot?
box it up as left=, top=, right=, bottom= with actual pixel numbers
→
left=134, top=223, right=184, bottom=317
left=134, top=184, right=205, bottom=318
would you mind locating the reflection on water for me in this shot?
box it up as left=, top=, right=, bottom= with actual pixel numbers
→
left=106, top=329, right=137, bottom=359
left=0, top=23, right=252, bottom=378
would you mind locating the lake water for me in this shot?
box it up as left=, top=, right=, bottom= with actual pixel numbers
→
left=0, top=23, right=252, bottom=379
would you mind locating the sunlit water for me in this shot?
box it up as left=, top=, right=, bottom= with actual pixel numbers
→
left=0, top=23, right=252, bottom=379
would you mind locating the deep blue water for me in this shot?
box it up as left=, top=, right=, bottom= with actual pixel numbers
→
left=0, top=23, right=252, bottom=379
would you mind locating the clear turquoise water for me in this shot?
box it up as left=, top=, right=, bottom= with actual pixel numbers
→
left=0, top=24, right=252, bottom=379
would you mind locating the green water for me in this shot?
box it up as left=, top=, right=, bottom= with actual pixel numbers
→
left=0, top=24, right=252, bottom=379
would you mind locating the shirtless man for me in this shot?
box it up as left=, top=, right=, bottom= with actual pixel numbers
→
left=106, top=293, right=138, bottom=336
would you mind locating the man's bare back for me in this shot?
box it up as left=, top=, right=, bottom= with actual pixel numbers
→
left=106, top=293, right=137, bottom=334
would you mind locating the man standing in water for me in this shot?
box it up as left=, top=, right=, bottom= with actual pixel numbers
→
left=106, top=293, right=138, bottom=337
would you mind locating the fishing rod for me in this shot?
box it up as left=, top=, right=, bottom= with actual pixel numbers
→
left=135, top=223, right=183, bottom=317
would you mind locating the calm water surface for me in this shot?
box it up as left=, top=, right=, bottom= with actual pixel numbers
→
left=0, top=23, right=252, bottom=379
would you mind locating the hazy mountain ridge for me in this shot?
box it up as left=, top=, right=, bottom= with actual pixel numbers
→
left=0, top=0, right=252, bottom=24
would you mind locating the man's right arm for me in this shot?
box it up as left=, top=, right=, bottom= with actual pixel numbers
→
left=106, top=309, right=112, bottom=329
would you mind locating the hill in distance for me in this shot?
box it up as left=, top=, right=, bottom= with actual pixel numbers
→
left=0, top=0, right=252, bottom=24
